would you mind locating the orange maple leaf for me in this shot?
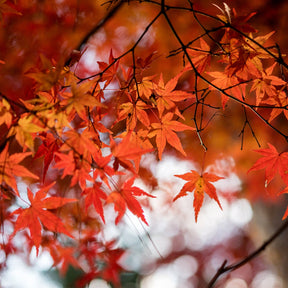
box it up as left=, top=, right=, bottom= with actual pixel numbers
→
left=7, top=113, right=46, bottom=151
left=118, top=91, right=151, bottom=130
left=244, top=31, right=276, bottom=62
left=136, top=75, right=155, bottom=99
left=250, top=63, right=286, bottom=106
left=187, top=38, right=211, bottom=74
left=223, top=32, right=276, bottom=80
left=26, top=54, right=66, bottom=92
left=207, top=71, right=246, bottom=108
left=61, top=81, right=104, bottom=121
left=111, top=131, right=153, bottom=172
left=148, top=112, right=195, bottom=160
left=264, top=90, right=288, bottom=122
left=223, top=38, right=262, bottom=80
left=248, top=143, right=288, bottom=186
left=153, top=73, right=193, bottom=118
left=0, top=98, right=12, bottom=128
left=174, top=170, right=223, bottom=222
left=106, top=177, right=155, bottom=225
left=97, top=50, right=119, bottom=88
left=12, top=183, right=77, bottom=253
left=60, top=129, right=99, bottom=158
left=0, top=144, right=39, bottom=195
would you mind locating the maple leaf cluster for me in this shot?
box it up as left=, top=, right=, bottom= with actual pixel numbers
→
left=0, top=0, right=288, bottom=286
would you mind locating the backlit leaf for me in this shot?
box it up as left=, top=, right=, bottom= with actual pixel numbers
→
left=174, top=170, right=223, bottom=222
left=12, top=185, right=77, bottom=253
left=248, top=143, right=288, bottom=185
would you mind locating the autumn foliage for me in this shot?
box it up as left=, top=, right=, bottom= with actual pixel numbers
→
left=1, top=0, right=288, bottom=286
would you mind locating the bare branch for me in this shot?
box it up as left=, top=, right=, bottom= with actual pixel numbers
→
left=65, top=0, right=126, bottom=66
left=207, top=219, right=288, bottom=287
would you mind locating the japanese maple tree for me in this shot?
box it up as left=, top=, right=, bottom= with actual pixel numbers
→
left=1, top=0, right=288, bottom=287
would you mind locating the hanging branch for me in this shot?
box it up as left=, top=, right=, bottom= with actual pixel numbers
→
left=65, top=0, right=125, bottom=66
left=207, top=219, right=288, bottom=287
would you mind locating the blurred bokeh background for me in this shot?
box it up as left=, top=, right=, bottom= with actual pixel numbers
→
left=1, top=0, right=288, bottom=287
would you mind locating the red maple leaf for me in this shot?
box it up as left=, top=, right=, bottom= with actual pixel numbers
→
left=34, top=132, right=60, bottom=182
left=50, top=242, right=79, bottom=275
left=53, top=150, right=76, bottom=178
left=76, top=240, right=124, bottom=287
left=174, top=170, right=223, bottom=222
left=82, top=182, right=107, bottom=223
left=100, top=241, right=125, bottom=286
left=54, top=150, right=93, bottom=189
left=106, top=177, right=155, bottom=225
left=248, top=143, right=288, bottom=186
left=12, top=183, right=77, bottom=253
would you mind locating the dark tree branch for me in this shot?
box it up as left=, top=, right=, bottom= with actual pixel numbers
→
left=65, top=0, right=125, bottom=66
left=78, top=0, right=125, bottom=48
left=207, top=219, right=288, bottom=287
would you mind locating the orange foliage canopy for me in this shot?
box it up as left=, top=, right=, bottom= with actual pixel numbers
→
left=0, top=0, right=288, bottom=286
